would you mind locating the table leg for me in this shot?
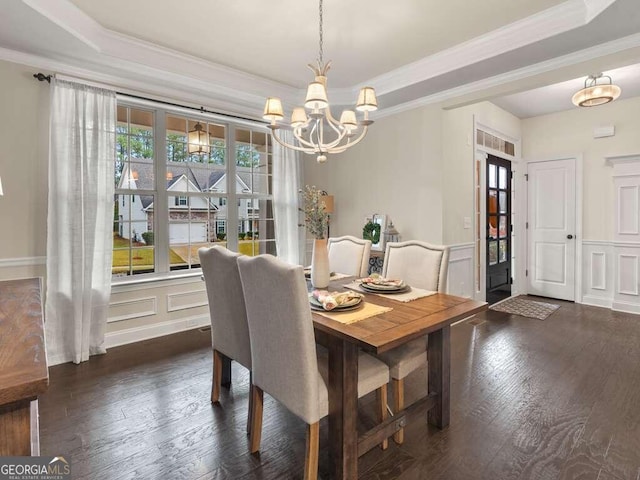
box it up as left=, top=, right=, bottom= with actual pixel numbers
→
left=0, top=399, right=32, bottom=456
left=327, top=338, right=359, bottom=480
left=427, top=325, right=451, bottom=428
left=221, top=353, right=232, bottom=388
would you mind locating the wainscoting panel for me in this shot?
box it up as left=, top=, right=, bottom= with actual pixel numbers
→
left=618, top=254, right=639, bottom=296
left=106, top=275, right=210, bottom=349
left=167, top=289, right=208, bottom=312
left=447, top=243, right=475, bottom=299
left=108, top=296, right=157, bottom=323
left=618, top=185, right=640, bottom=236
left=590, top=252, right=607, bottom=291
left=582, top=240, right=640, bottom=314
left=582, top=241, right=614, bottom=309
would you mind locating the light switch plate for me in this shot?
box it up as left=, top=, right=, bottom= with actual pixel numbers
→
left=463, top=216, right=471, bottom=229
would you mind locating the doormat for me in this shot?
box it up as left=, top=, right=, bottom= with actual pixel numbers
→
left=490, top=296, right=560, bottom=320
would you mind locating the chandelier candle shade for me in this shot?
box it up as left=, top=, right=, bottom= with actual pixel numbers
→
left=263, top=0, right=377, bottom=163
left=572, top=73, right=621, bottom=107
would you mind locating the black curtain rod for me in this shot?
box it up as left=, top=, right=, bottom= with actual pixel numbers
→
left=33, top=72, right=265, bottom=125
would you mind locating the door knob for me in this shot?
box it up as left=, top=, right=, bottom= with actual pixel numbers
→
left=567, top=234, right=574, bottom=239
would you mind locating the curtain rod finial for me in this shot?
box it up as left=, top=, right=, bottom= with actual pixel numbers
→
left=33, top=73, right=51, bottom=83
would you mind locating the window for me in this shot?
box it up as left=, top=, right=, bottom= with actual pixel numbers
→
left=114, top=106, right=155, bottom=276
left=112, top=103, right=275, bottom=279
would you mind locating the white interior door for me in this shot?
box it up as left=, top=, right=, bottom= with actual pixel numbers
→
left=527, top=158, right=576, bottom=301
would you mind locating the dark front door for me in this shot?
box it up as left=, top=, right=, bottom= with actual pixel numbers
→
left=486, top=155, right=512, bottom=305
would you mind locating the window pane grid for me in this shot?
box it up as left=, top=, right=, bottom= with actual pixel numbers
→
left=114, top=106, right=274, bottom=279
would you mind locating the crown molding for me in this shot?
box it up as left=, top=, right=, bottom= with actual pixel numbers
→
left=372, top=31, right=640, bottom=120
left=365, top=0, right=616, bottom=97
left=20, top=0, right=300, bottom=101
left=19, top=0, right=619, bottom=111
left=0, top=47, right=268, bottom=119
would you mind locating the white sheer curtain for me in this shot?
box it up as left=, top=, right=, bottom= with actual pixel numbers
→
left=273, top=130, right=304, bottom=265
left=45, top=79, right=116, bottom=365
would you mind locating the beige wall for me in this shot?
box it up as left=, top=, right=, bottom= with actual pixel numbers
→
left=523, top=96, right=640, bottom=241
left=304, top=101, right=522, bottom=250
left=0, top=59, right=210, bottom=355
left=0, top=60, right=49, bottom=271
left=442, top=102, right=522, bottom=245
left=305, top=105, right=444, bottom=245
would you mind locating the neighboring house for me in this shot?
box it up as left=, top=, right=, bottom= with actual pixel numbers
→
left=117, top=158, right=262, bottom=244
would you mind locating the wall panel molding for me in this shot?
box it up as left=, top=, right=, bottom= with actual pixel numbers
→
left=447, top=243, right=474, bottom=299
left=166, top=289, right=208, bottom=312
left=590, top=252, right=607, bottom=291
left=108, top=296, right=157, bottom=323
left=105, top=314, right=209, bottom=350
left=617, top=254, right=639, bottom=296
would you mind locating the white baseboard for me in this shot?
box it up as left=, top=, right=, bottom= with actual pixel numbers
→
left=581, top=295, right=613, bottom=309
left=105, top=314, right=210, bottom=349
left=611, top=300, right=640, bottom=315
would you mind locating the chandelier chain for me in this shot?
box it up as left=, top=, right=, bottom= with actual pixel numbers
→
left=317, top=0, right=324, bottom=67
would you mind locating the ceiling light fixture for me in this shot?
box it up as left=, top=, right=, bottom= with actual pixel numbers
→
left=188, top=122, right=210, bottom=155
left=263, top=0, right=377, bottom=163
left=572, top=73, right=621, bottom=107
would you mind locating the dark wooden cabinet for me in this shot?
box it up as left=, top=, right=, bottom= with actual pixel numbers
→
left=0, top=278, right=49, bottom=456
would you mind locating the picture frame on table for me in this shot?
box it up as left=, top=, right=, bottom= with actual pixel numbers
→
left=363, top=214, right=387, bottom=252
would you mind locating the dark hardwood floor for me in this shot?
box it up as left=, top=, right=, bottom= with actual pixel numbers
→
left=39, top=298, right=640, bottom=480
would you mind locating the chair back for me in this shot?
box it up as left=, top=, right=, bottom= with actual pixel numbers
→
left=237, top=254, right=323, bottom=425
left=328, top=235, right=372, bottom=277
left=383, top=240, right=450, bottom=292
left=198, top=246, right=251, bottom=369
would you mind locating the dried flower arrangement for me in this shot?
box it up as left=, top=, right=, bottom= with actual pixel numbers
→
left=300, top=185, right=330, bottom=239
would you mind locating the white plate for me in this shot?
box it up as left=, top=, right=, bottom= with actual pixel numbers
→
left=360, top=280, right=406, bottom=291
left=309, top=294, right=362, bottom=311
left=360, top=283, right=411, bottom=294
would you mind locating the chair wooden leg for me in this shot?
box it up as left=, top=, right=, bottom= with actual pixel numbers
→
left=211, top=350, right=223, bottom=404
left=377, top=384, right=389, bottom=450
left=246, top=372, right=253, bottom=435
left=304, top=422, right=320, bottom=480
left=393, top=378, right=405, bottom=444
left=249, top=385, right=264, bottom=454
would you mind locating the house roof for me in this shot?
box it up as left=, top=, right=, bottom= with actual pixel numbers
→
left=121, top=158, right=267, bottom=209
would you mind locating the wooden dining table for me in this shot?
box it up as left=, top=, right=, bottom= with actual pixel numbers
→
left=311, top=278, right=487, bottom=480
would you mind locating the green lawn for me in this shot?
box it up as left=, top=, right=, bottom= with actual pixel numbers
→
left=111, top=235, right=261, bottom=274
left=112, top=234, right=185, bottom=273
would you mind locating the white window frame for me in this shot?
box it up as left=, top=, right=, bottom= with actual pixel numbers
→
left=113, top=99, right=272, bottom=285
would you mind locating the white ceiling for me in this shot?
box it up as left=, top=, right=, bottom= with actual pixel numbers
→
left=1, top=0, right=640, bottom=118
left=493, top=63, right=640, bottom=118
left=68, top=0, right=565, bottom=88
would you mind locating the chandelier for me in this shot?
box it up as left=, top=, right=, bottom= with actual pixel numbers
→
left=572, top=73, right=621, bottom=107
left=262, top=0, right=377, bottom=163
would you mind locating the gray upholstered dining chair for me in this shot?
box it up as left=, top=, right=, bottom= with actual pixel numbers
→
left=379, top=240, right=450, bottom=444
left=328, top=235, right=372, bottom=277
left=237, top=254, right=391, bottom=479
left=198, top=246, right=252, bottom=417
